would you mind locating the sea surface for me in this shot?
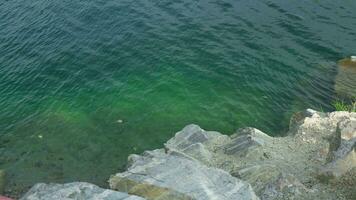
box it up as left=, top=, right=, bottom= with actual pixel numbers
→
left=1, top=0, right=356, bottom=195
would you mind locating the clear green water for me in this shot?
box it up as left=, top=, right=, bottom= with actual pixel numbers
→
left=0, top=0, right=356, bottom=195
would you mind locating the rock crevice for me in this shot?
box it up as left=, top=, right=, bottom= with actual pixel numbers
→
left=20, top=110, right=356, bottom=200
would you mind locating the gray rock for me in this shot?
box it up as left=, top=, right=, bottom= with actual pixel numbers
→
left=156, top=111, right=355, bottom=199
left=161, top=124, right=309, bottom=198
left=320, top=118, right=356, bottom=178
left=288, top=109, right=319, bottom=135
left=165, top=124, right=229, bottom=165
left=224, top=127, right=271, bottom=155
left=165, top=124, right=209, bottom=149
left=234, top=164, right=281, bottom=195
left=20, top=110, right=356, bottom=200
left=165, top=124, right=229, bottom=150
left=20, top=182, right=145, bottom=200
left=179, top=143, right=212, bottom=164
left=109, top=149, right=259, bottom=200
left=261, top=173, right=311, bottom=200
left=339, top=118, right=356, bottom=141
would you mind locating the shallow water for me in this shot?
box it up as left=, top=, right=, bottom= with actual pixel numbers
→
left=0, top=0, right=356, bottom=195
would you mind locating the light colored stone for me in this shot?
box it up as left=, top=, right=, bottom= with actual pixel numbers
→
left=158, top=110, right=355, bottom=199
left=109, top=149, right=259, bottom=200
left=322, top=148, right=356, bottom=178
left=288, top=109, right=318, bottom=135
left=234, top=164, right=281, bottom=195
left=20, top=182, right=145, bottom=200
left=339, top=118, right=356, bottom=140
left=261, top=173, right=312, bottom=200
left=165, top=124, right=229, bottom=151
left=164, top=124, right=229, bottom=165
left=179, top=143, right=212, bottom=164
left=165, top=124, right=209, bottom=150
left=224, top=127, right=271, bottom=155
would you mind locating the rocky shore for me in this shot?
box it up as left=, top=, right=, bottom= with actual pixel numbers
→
left=18, top=109, right=356, bottom=199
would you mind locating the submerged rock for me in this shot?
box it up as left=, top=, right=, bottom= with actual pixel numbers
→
left=335, top=57, right=356, bottom=98
left=19, top=109, right=356, bottom=200
left=20, top=182, right=145, bottom=200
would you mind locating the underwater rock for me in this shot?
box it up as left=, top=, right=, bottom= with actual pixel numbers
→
left=335, top=57, right=356, bottom=98
left=19, top=109, right=356, bottom=200
left=20, top=182, right=145, bottom=200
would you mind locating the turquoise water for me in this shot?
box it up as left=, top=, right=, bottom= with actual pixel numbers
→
left=1, top=0, right=356, bottom=196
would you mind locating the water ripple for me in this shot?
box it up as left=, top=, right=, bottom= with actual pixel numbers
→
left=1, top=0, right=356, bottom=197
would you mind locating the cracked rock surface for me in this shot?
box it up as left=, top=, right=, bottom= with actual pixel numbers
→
left=110, top=109, right=355, bottom=200
left=109, top=149, right=258, bottom=200
left=20, top=110, right=355, bottom=200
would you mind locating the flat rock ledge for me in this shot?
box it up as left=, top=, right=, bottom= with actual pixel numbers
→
left=21, top=109, right=355, bottom=200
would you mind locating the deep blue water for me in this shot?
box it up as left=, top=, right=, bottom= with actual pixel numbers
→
left=1, top=0, right=356, bottom=196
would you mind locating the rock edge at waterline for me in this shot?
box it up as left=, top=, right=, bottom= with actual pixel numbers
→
left=20, top=109, right=356, bottom=200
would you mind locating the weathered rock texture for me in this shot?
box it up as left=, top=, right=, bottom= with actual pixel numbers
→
left=109, top=149, right=258, bottom=200
left=109, top=109, right=355, bottom=200
left=20, top=182, right=145, bottom=200
left=21, top=110, right=356, bottom=200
